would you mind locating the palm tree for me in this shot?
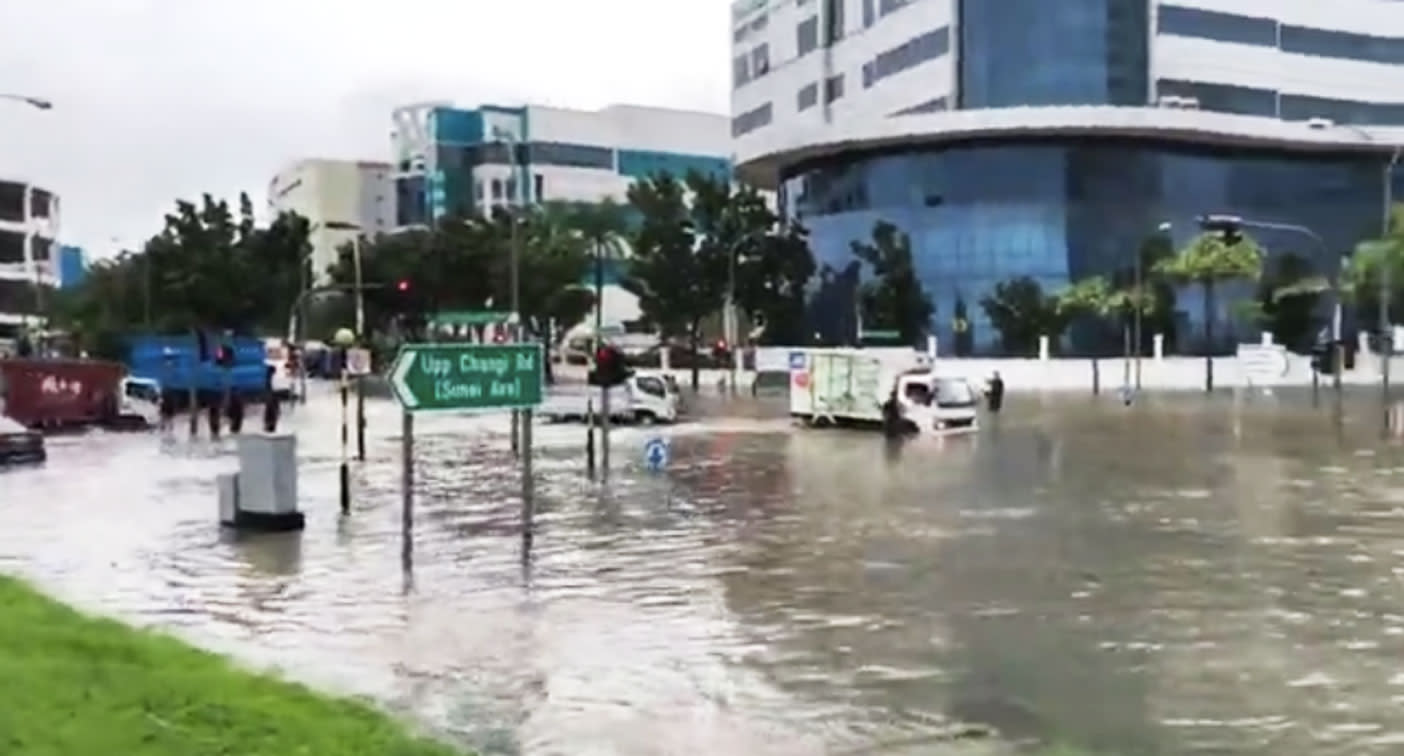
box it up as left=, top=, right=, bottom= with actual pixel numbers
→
left=1153, top=233, right=1263, bottom=392
left=1057, top=277, right=1116, bottom=394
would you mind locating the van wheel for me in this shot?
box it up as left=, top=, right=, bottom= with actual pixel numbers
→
left=635, top=411, right=656, bottom=426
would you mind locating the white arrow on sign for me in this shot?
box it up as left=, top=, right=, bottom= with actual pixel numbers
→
left=391, top=349, right=419, bottom=409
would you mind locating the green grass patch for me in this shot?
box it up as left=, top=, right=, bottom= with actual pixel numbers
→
left=0, top=575, right=466, bottom=755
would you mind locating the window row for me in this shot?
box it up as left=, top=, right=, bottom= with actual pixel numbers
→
left=862, top=26, right=949, bottom=88
left=732, top=102, right=774, bottom=137
left=0, top=182, right=52, bottom=223
left=437, top=141, right=615, bottom=171
left=0, top=231, right=52, bottom=264
left=891, top=97, right=949, bottom=116
left=1157, top=78, right=1404, bottom=124
left=732, top=43, right=770, bottom=88
left=1159, top=5, right=1404, bottom=66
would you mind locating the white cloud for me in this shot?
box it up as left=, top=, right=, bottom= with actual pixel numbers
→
left=0, top=0, right=729, bottom=256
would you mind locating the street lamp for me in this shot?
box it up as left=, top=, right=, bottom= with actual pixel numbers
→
left=0, top=93, right=52, bottom=110
left=724, top=230, right=765, bottom=395
left=333, top=326, right=355, bottom=514
left=1197, top=214, right=1343, bottom=414
left=1132, top=221, right=1172, bottom=390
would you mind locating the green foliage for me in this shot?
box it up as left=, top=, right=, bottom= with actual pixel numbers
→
left=1246, top=252, right=1320, bottom=349
left=850, top=221, right=934, bottom=345
left=1341, top=203, right=1404, bottom=326
left=980, top=276, right=1065, bottom=355
left=0, top=574, right=464, bottom=755
left=51, top=193, right=309, bottom=355
left=1152, top=232, right=1262, bottom=284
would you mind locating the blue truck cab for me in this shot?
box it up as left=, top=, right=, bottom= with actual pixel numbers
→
left=126, top=333, right=272, bottom=399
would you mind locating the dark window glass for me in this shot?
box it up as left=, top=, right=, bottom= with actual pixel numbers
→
left=534, top=173, right=545, bottom=200
left=528, top=142, right=614, bottom=170
left=28, top=189, right=50, bottom=219
left=824, top=74, right=845, bottom=103
left=797, top=82, right=819, bottom=111
left=879, top=0, right=912, bottom=15
left=1281, top=93, right=1404, bottom=126
left=394, top=176, right=427, bottom=226
left=732, top=103, right=774, bottom=137
left=1280, top=25, right=1404, bottom=66
left=863, top=0, right=875, bottom=27
left=0, top=230, right=23, bottom=263
left=0, top=278, right=51, bottom=317
left=733, top=54, right=751, bottom=88
left=797, top=16, right=819, bottom=56
left=781, top=138, right=1383, bottom=354
left=1156, top=5, right=1276, bottom=47
left=958, top=0, right=1149, bottom=108
left=1156, top=78, right=1278, bottom=116
left=752, top=43, right=771, bottom=77
left=30, top=236, right=50, bottom=261
left=867, top=26, right=949, bottom=86
left=823, top=0, right=844, bottom=44
left=891, top=97, right=949, bottom=116
left=0, top=182, right=22, bottom=222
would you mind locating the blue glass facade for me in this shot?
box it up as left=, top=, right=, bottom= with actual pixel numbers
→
left=783, top=139, right=1393, bottom=354
left=957, top=0, right=1149, bottom=108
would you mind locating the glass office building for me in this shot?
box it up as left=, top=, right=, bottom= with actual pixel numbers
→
left=731, top=0, right=1404, bottom=354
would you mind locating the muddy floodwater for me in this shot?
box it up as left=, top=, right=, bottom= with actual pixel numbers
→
left=5, top=389, right=1404, bottom=755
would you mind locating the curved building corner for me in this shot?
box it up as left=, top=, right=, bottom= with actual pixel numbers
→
left=730, top=0, right=1404, bottom=354
left=0, top=176, right=59, bottom=343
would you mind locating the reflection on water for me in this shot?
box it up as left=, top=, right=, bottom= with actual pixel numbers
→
left=4, top=391, right=1404, bottom=754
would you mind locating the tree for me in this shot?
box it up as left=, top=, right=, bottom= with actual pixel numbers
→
left=1238, top=252, right=1319, bottom=351
left=51, top=193, right=309, bottom=356
left=850, top=221, right=933, bottom=345
left=980, top=276, right=1066, bottom=356
left=1153, top=232, right=1263, bottom=392
left=1057, top=277, right=1117, bottom=393
left=624, top=173, right=724, bottom=390
left=1341, top=204, right=1404, bottom=333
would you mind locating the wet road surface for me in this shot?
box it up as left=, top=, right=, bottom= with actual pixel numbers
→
left=4, top=389, right=1404, bottom=754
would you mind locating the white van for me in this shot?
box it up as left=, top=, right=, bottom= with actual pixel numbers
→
left=541, top=371, right=680, bottom=425
left=789, top=348, right=977, bottom=433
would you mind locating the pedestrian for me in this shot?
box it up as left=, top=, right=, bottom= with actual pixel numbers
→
left=262, top=366, right=281, bottom=433
left=158, top=389, right=176, bottom=433
left=227, top=391, right=245, bottom=434
left=984, top=371, right=1005, bottom=413
left=206, top=394, right=222, bottom=439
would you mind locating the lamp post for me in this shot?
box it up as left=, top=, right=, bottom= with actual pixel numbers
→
left=1381, top=147, right=1401, bottom=434
left=323, top=221, right=365, bottom=459
left=5, top=93, right=53, bottom=335
left=1133, top=221, right=1171, bottom=391
left=724, top=231, right=763, bottom=395
left=0, top=93, right=52, bottom=110
left=333, top=326, right=355, bottom=514
left=492, top=127, right=526, bottom=456
left=1198, top=214, right=1342, bottom=417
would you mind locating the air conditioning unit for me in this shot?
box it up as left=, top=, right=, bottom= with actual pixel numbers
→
left=1155, top=95, right=1200, bottom=109
left=1305, top=117, right=1335, bottom=130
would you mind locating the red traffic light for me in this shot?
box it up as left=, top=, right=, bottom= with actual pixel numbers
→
left=396, top=279, right=410, bottom=292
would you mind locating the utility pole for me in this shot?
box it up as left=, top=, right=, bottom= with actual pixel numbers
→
left=1382, top=147, right=1400, bottom=436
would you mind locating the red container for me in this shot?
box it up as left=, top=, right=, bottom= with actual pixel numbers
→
left=0, top=359, right=126, bottom=429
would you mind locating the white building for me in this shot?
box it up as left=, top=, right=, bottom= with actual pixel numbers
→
left=729, top=0, right=1404, bottom=354
left=266, top=159, right=395, bottom=284
left=389, top=101, right=732, bottom=327
left=0, top=176, right=59, bottom=341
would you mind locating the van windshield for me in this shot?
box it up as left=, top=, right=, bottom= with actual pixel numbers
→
left=934, top=379, right=975, bottom=405
left=125, top=381, right=160, bottom=403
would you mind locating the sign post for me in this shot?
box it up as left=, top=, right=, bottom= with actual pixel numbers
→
left=389, top=343, right=546, bottom=558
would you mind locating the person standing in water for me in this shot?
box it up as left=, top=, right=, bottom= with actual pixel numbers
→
left=985, top=371, right=1005, bottom=413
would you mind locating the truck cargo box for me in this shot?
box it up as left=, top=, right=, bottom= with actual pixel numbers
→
left=0, top=358, right=125, bottom=428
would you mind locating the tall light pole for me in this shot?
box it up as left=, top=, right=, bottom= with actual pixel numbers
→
left=1381, top=147, right=1401, bottom=433
left=492, top=127, right=526, bottom=456
left=5, top=93, right=53, bottom=338
left=323, top=221, right=365, bottom=459
left=724, top=231, right=762, bottom=395
left=1135, top=222, right=1171, bottom=390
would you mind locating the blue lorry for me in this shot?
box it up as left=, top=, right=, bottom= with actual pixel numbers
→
left=125, top=333, right=274, bottom=400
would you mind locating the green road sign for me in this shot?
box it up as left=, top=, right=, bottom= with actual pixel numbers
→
left=389, top=343, right=544, bottom=411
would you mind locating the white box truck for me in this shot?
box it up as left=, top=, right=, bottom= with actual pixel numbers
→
left=787, top=348, right=978, bottom=433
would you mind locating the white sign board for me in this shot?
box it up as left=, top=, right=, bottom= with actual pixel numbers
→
left=346, top=348, right=372, bottom=376
left=1236, top=343, right=1288, bottom=384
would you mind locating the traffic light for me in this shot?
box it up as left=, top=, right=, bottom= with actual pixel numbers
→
left=588, top=345, right=631, bottom=387
left=711, top=339, right=730, bottom=363
left=396, top=279, right=410, bottom=294
left=215, top=343, right=236, bottom=369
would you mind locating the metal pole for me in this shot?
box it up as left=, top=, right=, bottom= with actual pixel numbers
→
left=1334, top=256, right=1345, bottom=424
left=1133, top=240, right=1144, bottom=389
left=509, top=160, right=521, bottom=458
left=339, top=367, right=350, bottom=514
left=1383, top=148, right=1399, bottom=435
left=601, top=383, right=611, bottom=482
left=585, top=397, right=596, bottom=478
left=298, top=254, right=309, bottom=404
left=726, top=239, right=738, bottom=395
left=356, top=375, right=366, bottom=461
left=594, top=243, right=608, bottom=480
left=401, top=410, right=414, bottom=570
left=522, top=408, right=534, bottom=544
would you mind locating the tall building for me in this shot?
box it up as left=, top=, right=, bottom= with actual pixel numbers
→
left=731, top=0, right=1404, bottom=353
left=0, top=176, right=59, bottom=340
left=390, top=101, right=731, bottom=326
left=266, top=159, right=395, bottom=283
left=57, top=245, right=87, bottom=289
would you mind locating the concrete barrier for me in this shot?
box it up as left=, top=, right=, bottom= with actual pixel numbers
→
left=216, top=433, right=304, bottom=531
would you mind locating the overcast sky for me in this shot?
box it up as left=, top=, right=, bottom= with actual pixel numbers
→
left=0, top=0, right=728, bottom=257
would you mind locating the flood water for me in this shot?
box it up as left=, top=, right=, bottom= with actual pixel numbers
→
left=5, top=388, right=1404, bottom=755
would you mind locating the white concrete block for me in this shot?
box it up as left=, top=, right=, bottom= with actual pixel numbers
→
left=236, top=433, right=299, bottom=515
left=216, top=472, right=239, bottom=526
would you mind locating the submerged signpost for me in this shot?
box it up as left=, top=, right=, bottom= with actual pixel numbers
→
left=389, top=343, right=544, bottom=566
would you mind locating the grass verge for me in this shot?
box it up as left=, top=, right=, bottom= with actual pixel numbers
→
left=0, top=575, right=466, bottom=755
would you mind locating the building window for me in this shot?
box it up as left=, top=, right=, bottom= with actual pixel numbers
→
left=505, top=178, right=517, bottom=201
left=823, top=0, right=844, bottom=45
left=1156, top=5, right=1276, bottom=47
left=0, top=230, right=22, bottom=263
left=491, top=179, right=503, bottom=199
left=1280, top=25, right=1404, bottom=66
left=798, top=82, right=819, bottom=110
left=30, top=236, right=51, bottom=261
left=825, top=74, right=845, bottom=103
left=534, top=174, right=545, bottom=200
left=797, top=16, right=819, bottom=56
left=863, top=0, right=875, bottom=27
left=879, top=0, right=912, bottom=16
left=733, top=54, right=751, bottom=88
left=1156, top=78, right=1278, bottom=117
left=528, top=142, right=615, bottom=170
left=731, top=102, right=774, bottom=137
left=752, top=43, right=771, bottom=77
left=866, top=26, right=949, bottom=87
left=0, top=181, right=22, bottom=223
left=890, top=97, right=949, bottom=115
